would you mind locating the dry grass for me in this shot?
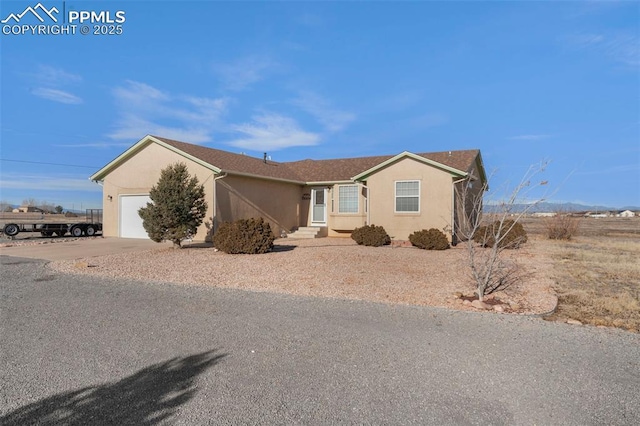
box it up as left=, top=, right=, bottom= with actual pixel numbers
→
left=522, top=217, right=640, bottom=332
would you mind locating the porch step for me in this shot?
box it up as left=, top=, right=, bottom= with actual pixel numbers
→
left=287, top=227, right=321, bottom=239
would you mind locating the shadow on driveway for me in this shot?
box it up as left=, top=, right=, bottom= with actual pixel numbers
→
left=1, top=350, right=226, bottom=425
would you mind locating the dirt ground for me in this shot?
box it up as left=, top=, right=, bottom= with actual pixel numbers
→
left=49, top=235, right=557, bottom=315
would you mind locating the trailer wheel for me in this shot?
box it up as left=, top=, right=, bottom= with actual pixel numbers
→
left=55, top=230, right=66, bottom=237
left=3, top=224, right=19, bottom=237
left=85, top=225, right=96, bottom=236
left=41, top=231, right=53, bottom=237
left=71, top=226, right=83, bottom=237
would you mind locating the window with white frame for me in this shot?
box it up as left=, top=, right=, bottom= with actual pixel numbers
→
left=395, top=180, right=420, bottom=212
left=338, top=185, right=359, bottom=213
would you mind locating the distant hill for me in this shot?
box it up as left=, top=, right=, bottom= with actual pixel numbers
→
left=484, top=202, right=640, bottom=214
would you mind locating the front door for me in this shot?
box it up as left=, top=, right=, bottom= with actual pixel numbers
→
left=311, top=188, right=327, bottom=225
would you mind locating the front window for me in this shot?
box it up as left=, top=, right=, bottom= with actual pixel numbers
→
left=395, top=180, right=420, bottom=212
left=338, top=185, right=359, bottom=213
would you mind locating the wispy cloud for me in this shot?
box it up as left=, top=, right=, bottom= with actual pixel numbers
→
left=30, top=65, right=83, bottom=104
left=0, top=173, right=101, bottom=192
left=33, top=64, right=82, bottom=86
left=227, top=112, right=320, bottom=151
left=292, top=91, right=355, bottom=132
left=31, top=88, right=83, bottom=104
left=509, top=134, right=553, bottom=141
left=563, top=32, right=640, bottom=67
left=108, top=80, right=228, bottom=144
left=213, top=55, right=278, bottom=91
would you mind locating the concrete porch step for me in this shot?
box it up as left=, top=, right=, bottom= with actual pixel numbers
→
left=287, top=227, right=321, bottom=239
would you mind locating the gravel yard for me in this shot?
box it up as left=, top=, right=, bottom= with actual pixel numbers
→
left=49, top=237, right=557, bottom=314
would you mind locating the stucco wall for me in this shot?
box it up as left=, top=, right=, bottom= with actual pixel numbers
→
left=366, top=157, right=456, bottom=241
left=215, top=175, right=304, bottom=237
left=101, top=142, right=216, bottom=240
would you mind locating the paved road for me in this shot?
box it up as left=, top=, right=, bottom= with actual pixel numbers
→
left=1, top=255, right=639, bottom=425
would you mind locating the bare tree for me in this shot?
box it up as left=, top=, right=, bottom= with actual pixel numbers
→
left=0, top=200, right=13, bottom=212
left=455, top=161, right=550, bottom=301
left=22, top=197, right=38, bottom=207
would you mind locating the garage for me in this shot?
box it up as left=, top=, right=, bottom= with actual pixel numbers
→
left=119, top=195, right=151, bottom=239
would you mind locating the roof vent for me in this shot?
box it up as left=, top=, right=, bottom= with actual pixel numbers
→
left=263, top=152, right=267, bottom=163
left=448, top=151, right=452, bottom=156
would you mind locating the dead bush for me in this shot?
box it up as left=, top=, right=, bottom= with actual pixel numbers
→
left=545, top=214, right=580, bottom=240
left=409, top=228, right=450, bottom=250
left=473, top=219, right=528, bottom=249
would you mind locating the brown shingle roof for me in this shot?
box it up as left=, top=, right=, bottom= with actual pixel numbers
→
left=154, top=136, right=480, bottom=184
left=286, top=150, right=480, bottom=182
left=155, top=136, right=306, bottom=182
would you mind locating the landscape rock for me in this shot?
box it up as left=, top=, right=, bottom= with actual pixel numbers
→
left=453, top=292, right=463, bottom=299
left=74, top=261, right=89, bottom=269
left=494, top=305, right=505, bottom=312
left=567, top=319, right=583, bottom=326
left=471, top=300, right=492, bottom=310
left=462, top=300, right=471, bottom=306
left=510, top=303, right=521, bottom=311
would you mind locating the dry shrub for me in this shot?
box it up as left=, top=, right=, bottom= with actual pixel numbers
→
left=545, top=214, right=580, bottom=240
left=351, top=225, right=390, bottom=247
left=409, top=228, right=450, bottom=250
left=473, top=219, right=528, bottom=249
left=213, top=217, right=275, bottom=254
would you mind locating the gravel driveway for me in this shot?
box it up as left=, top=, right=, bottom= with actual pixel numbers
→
left=2, top=255, right=639, bottom=425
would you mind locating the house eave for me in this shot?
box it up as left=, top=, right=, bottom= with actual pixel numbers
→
left=305, top=180, right=354, bottom=186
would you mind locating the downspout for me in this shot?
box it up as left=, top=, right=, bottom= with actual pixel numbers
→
left=451, top=177, right=467, bottom=246
left=212, top=173, right=228, bottom=237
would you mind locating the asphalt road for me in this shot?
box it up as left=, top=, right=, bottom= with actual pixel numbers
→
left=1, top=255, right=639, bottom=425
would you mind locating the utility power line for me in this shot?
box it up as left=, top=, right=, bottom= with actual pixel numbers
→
left=0, top=158, right=100, bottom=169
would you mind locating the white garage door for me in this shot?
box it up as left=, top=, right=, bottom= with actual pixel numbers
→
left=120, top=195, right=151, bottom=239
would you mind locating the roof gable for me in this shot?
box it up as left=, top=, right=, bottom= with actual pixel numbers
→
left=350, top=151, right=468, bottom=181
left=90, top=135, right=221, bottom=182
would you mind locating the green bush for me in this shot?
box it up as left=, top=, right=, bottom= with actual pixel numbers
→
left=351, top=224, right=390, bottom=247
left=138, top=163, right=207, bottom=248
left=409, top=228, right=450, bottom=250
left=473, top=219, right=527, bottom=249
left=213, top=217, right=275, bottom=254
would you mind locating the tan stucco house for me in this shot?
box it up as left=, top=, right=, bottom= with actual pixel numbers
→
left=90, top=135, right=487, bottom=243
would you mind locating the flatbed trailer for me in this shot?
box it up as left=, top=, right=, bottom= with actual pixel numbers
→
left=1, top=209, right=103, bottom=239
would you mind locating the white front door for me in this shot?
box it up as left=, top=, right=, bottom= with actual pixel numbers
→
left=311, top=188, right=327, bottom=225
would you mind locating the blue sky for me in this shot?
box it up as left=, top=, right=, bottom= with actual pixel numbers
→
left=1, top=0, right=638, bottom=210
